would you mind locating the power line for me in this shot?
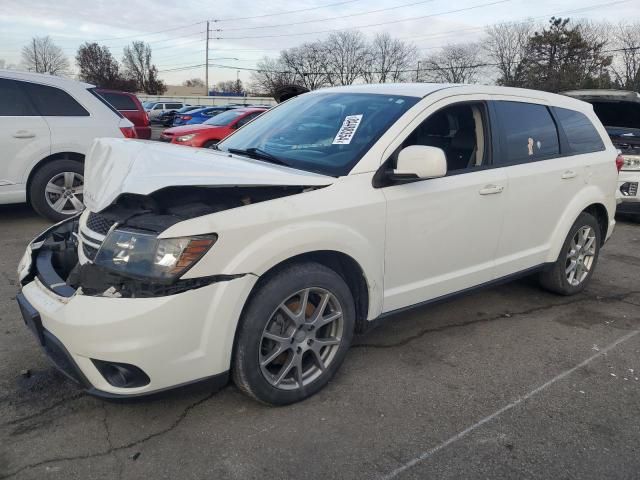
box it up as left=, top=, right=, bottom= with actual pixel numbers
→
left=219, top=0, right=438, bottom=32
left=90, top=21, right=206, bottom=42
left=212, top=0, right=366, bottom=23
left=213, top=0, right=511, bottom=40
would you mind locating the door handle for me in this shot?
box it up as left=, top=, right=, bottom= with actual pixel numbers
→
left=561, top=170, right=577, bottom=179
left=479, top=184, right=504, bottom=195
left=13, top=130, right=36, bottom=139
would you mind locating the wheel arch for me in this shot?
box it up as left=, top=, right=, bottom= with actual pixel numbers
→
left=25, top=152, right=85, bottom=203
left=583, top=203, right=608, bottom=245
left=243, top=250, right=371, bottom=334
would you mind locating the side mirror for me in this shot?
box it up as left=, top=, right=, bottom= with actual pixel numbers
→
left=394, top=145, right=447, bottom=180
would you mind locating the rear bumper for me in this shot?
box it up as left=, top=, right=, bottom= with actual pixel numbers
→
left=135, top=126, right=151, bottom=140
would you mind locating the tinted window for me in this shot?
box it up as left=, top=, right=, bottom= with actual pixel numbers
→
left=0, top=79, right=37, bottom=116
left=22, top=82, right=89, bottom=116
left=554, top=107, right=604, bottom=154
left=591, top=101, right=640, bottom=129
left=493, top=101, right=559, bottom=164
left=153, top=104, right=164, bottom=110
left=236, top=112, right=262, bottom=127
left=98, top=92, right=138, bottom=111
left=166, top=103, right=183, bottom=109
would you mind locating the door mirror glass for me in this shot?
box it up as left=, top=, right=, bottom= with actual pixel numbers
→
left=394, top=145, right=447, bottom=179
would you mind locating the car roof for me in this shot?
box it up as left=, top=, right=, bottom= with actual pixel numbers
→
left=0, top=69, right=94, bottom=89
left=563, top=89, right=640, bottom=104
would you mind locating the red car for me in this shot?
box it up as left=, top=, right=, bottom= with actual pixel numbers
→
left=96, top=89, right=151, bottom=139
left=160, top=107, right=267, bottom=148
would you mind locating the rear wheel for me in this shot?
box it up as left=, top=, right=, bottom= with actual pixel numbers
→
left=29, top=158, right=84, bottom=222
left=232, top=263, right=355, bottom=405
left=539, top=212, right=601, bottom=295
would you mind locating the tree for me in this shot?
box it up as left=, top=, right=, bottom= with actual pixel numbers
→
left=421, top=43, right=483, bottom=83
left=281, top=43, right=329, bottom=90
left=521, top=17, right=612, bottom=92
left=362, top=33, right=417, bottom=84
left=322, top=31, right=368, bottom=86
left=250, top=56, right=299, bottom=97
left=21, top=36, right=69, bottom=75
left=183, top=78, right=205, bottom=87
left=485, top=21, right=533, bottom=86
left=122, top=41, right=166, bottom=94
left=611, top=22, right=640, bottom=91
left=76, top=42, right=133, bottom=89
left=215, top=79, right=244, bottom=94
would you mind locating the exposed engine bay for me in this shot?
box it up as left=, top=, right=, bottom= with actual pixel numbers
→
left=22, top=185, right=315, bottom=299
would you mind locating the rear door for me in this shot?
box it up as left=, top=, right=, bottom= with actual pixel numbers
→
left=490, top=100, right=587, bottom=277
left=0, top=78, right=50, bottom=201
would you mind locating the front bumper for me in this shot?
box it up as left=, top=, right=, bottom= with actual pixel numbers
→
left=17, top=225, right=257, bottom=397
left=616, top=170, right=640, bottom=209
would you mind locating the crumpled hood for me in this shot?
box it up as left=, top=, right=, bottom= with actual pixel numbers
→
left=83, top=138, right=334, bottom=212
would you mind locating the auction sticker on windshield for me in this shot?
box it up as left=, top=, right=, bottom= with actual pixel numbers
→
left=333, top=114, right=363, bottom=145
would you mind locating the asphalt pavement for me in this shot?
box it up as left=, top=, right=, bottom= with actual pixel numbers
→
left=1, top=204, right=640, bottom=480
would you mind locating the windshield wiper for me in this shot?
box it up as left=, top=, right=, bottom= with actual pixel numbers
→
left=227, top=147, right=290, bottom=167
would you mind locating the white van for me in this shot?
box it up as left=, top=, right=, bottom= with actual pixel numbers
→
left=17, top=83, right=618, bottom=405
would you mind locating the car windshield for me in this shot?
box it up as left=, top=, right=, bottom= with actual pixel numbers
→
left=177, top=106, right=196, bottom=113
left=204, top=109, right=246, bottom=126
left=218, top=93, right=419, bottom=176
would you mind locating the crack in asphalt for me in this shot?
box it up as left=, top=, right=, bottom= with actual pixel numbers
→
left=2, top=289, right=639, bottom=479
left=0, top=390, right=217, bottom=479
left=1, top=393, right=85, bottom=429
left=353, top=290, right=640, bottom=349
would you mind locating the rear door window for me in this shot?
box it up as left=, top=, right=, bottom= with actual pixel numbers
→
left=22, top=82, right=89, bottom=116
left=492, top=101, right=559, bottom=165
left=98, top=92, right=138, bottom=111
left=0, top=79, right=38, bottom=116
left=554, top=107, right=604, bottom=154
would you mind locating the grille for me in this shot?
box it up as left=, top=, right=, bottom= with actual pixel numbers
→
left=82, top=242, right=99, bottom=261
left=86, top=212, right=115, bottom=235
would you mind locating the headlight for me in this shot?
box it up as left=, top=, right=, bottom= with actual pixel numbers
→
left=176, top=134, right=196, bottom=142
left=94, top=229, right=216, bottom=280
left=622, top=156, right=640, bottom=171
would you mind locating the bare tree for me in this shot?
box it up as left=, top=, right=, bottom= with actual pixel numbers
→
left=362, top=33, right=417, bottom=84
left=281, top=43, right=329, bottom=90
left=76, top=42, right=135, bottom=90
left=122, top=41, right=166, bottom=94
left=21, top=36, right=69, bottom=75
left=576, top=20, right=614, bottom=88
left=611, top=21, right=640, bottom=91
left=322, top=31, right=368, bottom=86
left=421, top=43, right=483, bottom=84
left=484, top=21, right=533, bottom=86
left=250, top=56, right=299, bottom=96
left=183, top=78, right=205, bottom=87
left=215, top=79, right=244, bottom=94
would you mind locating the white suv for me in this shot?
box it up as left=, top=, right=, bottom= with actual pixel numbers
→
left=17, top=84, right=618, bottom=405
left=0, top=70, right=135, bottom=221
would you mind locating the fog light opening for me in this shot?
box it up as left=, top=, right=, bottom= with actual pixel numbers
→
left=91, top=359, right=150, bottom=388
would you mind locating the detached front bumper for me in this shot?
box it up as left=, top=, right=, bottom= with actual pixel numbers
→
left=616, top=170, right=640, bottom=213
left=17, top=222, right=257, bottom=398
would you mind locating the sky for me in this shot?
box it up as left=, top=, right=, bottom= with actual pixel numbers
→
left=0, top=0, right=638, bottom=89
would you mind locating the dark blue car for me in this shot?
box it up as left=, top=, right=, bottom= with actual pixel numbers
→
left=172, top=106, right=240, bottom=126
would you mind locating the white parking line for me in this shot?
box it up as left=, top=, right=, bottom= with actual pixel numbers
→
left=382, top=329, right=640, bottom=480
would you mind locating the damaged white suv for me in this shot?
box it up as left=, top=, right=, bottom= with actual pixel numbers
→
left=17, top=84, right=618, bottom=404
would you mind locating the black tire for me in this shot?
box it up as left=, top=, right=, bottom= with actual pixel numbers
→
left=232, top=262, right=355, bottom=405
left=203, top=140, right=219, bottom=149
left=29, top=158, right=84, bottom=222
left=539, top=212, right=601, bottom=295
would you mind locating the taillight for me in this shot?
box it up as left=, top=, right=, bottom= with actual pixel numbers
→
left=181, top=115, right=192, bottom=120
left=120, top=126, right=137, bottom=139
left=616, top=153, right=624, bottom=172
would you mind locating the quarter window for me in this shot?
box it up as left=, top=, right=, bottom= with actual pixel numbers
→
left=0, top=79, right=37, bottom=116
left=493, top=101, right=559, bottom=164
left=21, top=82, right=89, bottom=116
left=554, top=107, right=605, bottom=154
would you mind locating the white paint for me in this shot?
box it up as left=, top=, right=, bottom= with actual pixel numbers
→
left=382, top=329, right=640, bottom=480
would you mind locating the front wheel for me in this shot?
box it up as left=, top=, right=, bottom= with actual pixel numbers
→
left=539, top=212, right=601, bottom=295
left=232, top=263, right=355, bottom=405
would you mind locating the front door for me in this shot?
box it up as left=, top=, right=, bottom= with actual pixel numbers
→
left=382, top=101, right=506, bottom=313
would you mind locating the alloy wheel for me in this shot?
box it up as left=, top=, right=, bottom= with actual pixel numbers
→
left=565, top=225, right=596, bottom=286
left=259, top=287, right=344, bottom=390
left=44, top=172, right=84, bottom=215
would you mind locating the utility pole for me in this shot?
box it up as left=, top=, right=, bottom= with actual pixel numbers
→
left=205, top=20, right=210, bottom=96
left=415, top=61, right=421, bottom=82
